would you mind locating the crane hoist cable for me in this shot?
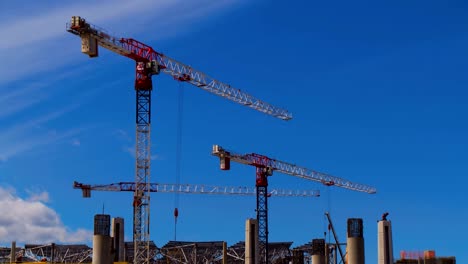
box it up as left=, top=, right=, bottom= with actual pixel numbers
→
left=327, top=186, right=332, bottom=216
left=174, top=81, right=185, bottom=241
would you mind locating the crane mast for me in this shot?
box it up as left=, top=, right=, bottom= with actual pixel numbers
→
left=67, top=16, right=291, bottom=264
left=212, top=145, right=376, bottom=264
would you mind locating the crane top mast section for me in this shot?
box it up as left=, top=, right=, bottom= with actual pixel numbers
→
left=66, top=16, right=292, bottom=120
left=212, top=145, right=377, bottom=194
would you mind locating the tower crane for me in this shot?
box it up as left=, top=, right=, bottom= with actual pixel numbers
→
left=73, top=181, right=320, bottom=198
left=212, top=144, right=376, bottom=264
left=67, top=16, right=291, bottom=264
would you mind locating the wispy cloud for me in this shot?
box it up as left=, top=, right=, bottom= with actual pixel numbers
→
left=0, top=0, right=245, bottom=161
left=0, top=0, right=245, bottom=84
left=0, top=73, right=125, bottom=162
left=71, top=139, right=81, bottom=147
left=0, top=99, right=87, bottom=162
left=114, top=129, right=132, bottom=142
left=113, top=129, right=160, bottom=160
left=0, top=128, right=84, bottom=162
left=0, top=186, right=91, bottom=244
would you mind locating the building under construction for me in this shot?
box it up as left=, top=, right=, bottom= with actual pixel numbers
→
left=0, top=212, right=456, bottom=264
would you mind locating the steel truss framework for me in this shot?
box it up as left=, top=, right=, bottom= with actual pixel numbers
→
left=0, top=241, right=296, bottom=264
left=67, top=20, right=292, bottom=121
left=4, top=244, right=93, bottom=263
left=212, top=146, right=377, bottom=194
left=134, top=87, right=152, bottom=264
left=0, top=247, right=21, bottom=263
left=225, top=242, right=246, bottom=263
left=73, top=181, right=320, bottom=198
left=226, top=241, right=293, bottom=264
left=158, top=241, right=224, bottom=264
left=257, top=182, right=268, bottom=263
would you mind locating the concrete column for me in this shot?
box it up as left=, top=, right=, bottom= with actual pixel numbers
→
left=10, top=241, right=16, bottom=264
left=347, top=218, right=365, bottom=264
left=377, top=219, right=393, bottom=264
left=311, top=239, right=325, bottom=264
left=93, top=235, right=112, bottom=264
left=245, top=218, right=259, bottom=264
left=111, top=217, right=125, bottom=262
left=222, top=241, right=227, bottom=264
left=93, top=214, right=112, bottom=264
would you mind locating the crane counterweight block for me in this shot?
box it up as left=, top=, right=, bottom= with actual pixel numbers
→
left=213, top=145, right=231, bottom=170
left=73, top=181, right=91, bottom=197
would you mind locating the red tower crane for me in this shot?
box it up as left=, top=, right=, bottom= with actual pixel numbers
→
left=67, top=16, right=291, bottom=264
left=212, top=144, right=376, bottom=264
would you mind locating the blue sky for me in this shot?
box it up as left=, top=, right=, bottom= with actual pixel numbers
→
left=0, top=0, right=467, bottom=262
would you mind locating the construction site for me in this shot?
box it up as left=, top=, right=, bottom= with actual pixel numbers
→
left=0, top=212, right=456, bottom=264
left=0, top=11, right=459, bottom=264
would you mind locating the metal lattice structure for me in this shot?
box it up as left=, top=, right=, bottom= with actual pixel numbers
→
left=0, top=247, right=21, bottom=263
left=212, top=145, right=376, bottom=264
left=66, top=23, right=292, bottom=121
left=226, top=242, right=246, bottom=263
left=67, top=16, right=291, bottom=264
left=21, top=244, right=92, bottom=263
left=73, top=181, right=320, bottom=198
left=124, top=241, right=164, bottom=264
left=134, top=88, right=152, bottom=264
left=256, top=175, right=269, bottom=263
left=212, top=146, right=377, bottom=194
left=158, top=241, right=225, bottom=264
left=225, top=241, right=294, bottom=264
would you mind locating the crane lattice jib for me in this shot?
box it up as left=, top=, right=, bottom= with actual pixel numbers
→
left=212, top=145, right=377, bottom=194
left=73, top=181, right=320, bottom=197
left=66, top=17, right=292, bottom=120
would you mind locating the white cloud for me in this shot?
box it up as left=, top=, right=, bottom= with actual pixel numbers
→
left=0, top=187, right=91, bottom=244
left=26, top=189, right=50, bottom=203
